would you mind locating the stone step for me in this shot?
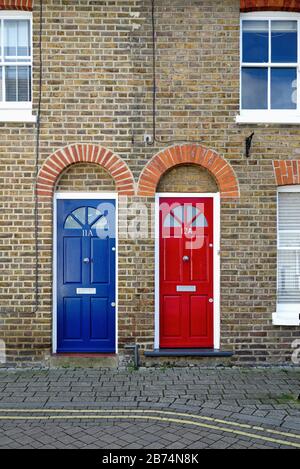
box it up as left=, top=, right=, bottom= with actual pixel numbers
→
left=46, top=354, right=119, bottom=369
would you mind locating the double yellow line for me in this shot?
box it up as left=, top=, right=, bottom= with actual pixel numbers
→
left=0, top=408, right=299, bottom=449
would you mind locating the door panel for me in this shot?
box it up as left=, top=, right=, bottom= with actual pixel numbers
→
left=63, top=297, right=82, bottom=340
left=63, top=238, right=82, bottom=284
left=91, top=238, right=110, bottom=284
left=160, top=197, right=214, bottom=348
left=162, top=296, right=182, bottom=338
left=90, top=297, right=109, bottom=340
left=189, top=235, right=209, bottom=282
left=163, top=237, right=183, bottom=282
left=57, top=199, right=116, bottom=353
left=190, top=296, right=208, bottom=338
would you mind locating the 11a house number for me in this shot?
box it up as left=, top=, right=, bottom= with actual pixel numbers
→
left=82, top=229, right=93, bottom=237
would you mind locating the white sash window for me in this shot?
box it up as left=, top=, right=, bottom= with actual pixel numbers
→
left=237, top=12, right=300, bottom=124
left=0, top=11, right=35, bottom=123
left=274, top=187, right=300, bottom=325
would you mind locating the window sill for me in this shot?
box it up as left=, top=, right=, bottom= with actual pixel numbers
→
left=0, top=110, right=37, bottom=123
left=272, top=313, right=300, bottom=326
left=236, top=114, right=300, bottom=125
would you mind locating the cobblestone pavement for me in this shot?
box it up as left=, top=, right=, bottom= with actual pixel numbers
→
left=0, top=367, right=299, bottom=449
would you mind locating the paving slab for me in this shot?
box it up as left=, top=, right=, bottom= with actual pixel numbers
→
left=0, top=367, right=299, bottom=449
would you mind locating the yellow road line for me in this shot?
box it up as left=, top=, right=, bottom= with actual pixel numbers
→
left=0, top=414, right=299, bottom=449
left=1, top=408, right=299, bottom=441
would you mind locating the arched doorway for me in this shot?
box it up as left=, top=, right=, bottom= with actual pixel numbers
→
left=138, top=144, right=239, bottom=351
left=37, top=144, right=134, bottom=354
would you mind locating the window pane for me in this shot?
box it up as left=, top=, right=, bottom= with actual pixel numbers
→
left=65, top=216, right=82, bottom=230
left=5, top=66, right=31, bottom=102
left=4, top=21, right=17, bottom=57
left=242, top=67, right=268, bottom=109
left=185, top=205, right=208, bottom=228
left=88, top=207, right=101, bottom=225
left=5, top=66, right=17, bottom=101
left=17, top=20, right=30, bottom=57
left=18, top=66, right=31, bottom=101
left=242, top=20, right=269, bottom=63
left=271, top=21, right=297, bottom=63
left=279, top=232, right=300, bottom=248
left=271, top=68, right=296, bottom=109
left=191, top=213, right=208, bottom=228
left=72, top=208, right=86, bottom=225
left=278, top=250, right=300, bottom=303
left=4, top=20, right=30, bottom=59
left=163, top=214, right=181, bottom=228
left=172, top=206, right=184, bottom=223
left=0, top=68, right=2, bottom=101
left=91, top=217, right=108, bottom=230
left=279, top=193, right=300, bottom=230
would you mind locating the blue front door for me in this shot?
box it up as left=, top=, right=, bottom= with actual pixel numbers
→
left=56, top=199, right=116, bottom=353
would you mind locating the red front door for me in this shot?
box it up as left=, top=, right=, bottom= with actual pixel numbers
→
left=159, top=197, right=214, bottom=348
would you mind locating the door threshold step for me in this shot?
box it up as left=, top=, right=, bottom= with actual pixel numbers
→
left=46, top=354, right=119, bottom=369
left=144, top=349, right=234, bottom=358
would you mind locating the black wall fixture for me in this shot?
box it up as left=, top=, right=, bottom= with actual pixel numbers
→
left=245, top=132, right=255, bottom=158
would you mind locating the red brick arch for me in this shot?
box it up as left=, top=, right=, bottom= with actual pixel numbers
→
left=137, top=145, right=240, bottom=199
left=0, top=0, right=32, bottom=10
left=241, top=0, right=300, bottom=12
left=273, top=160, right=300, bottom=185
left=37, top=144, right=135, bottom=198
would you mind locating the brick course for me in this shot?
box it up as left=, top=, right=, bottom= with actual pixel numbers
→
left=240, top=0, right=300, bottom=11
left=0, top=0, right=33, bottom=10
left=0, top=0, right=299, bottom=366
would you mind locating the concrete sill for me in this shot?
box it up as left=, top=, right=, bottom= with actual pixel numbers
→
left=0, top=110, right=37, bottom=123
left=144, top=349, right=234, bottom=358
left=236, top=114, right=300, bottom=125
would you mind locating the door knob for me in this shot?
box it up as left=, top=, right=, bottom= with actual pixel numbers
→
left=111, top=302, right=116, bottom=308
left=83, top=258, right=90, bottom=264
left=183, top=256, right=190, bottom=262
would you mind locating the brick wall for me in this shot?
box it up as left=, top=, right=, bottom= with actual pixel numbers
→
left=0, top=0, right=299, bottom=366
left=157, top=165, right=218, bottom=193
left=56, top=164, right=116, bottom=192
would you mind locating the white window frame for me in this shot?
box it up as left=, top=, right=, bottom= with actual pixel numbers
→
left=0, top=10, right=36, bottom=123
left=273, top=185, right=300, bottom=326
left=237, top=11, right=300, bottom=125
